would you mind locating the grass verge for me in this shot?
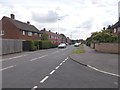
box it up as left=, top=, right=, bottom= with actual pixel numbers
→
left=72, top=44, right=86, bottom=54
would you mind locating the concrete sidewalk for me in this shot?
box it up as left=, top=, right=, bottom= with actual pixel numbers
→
left=69, top=45, right=118, bottom=75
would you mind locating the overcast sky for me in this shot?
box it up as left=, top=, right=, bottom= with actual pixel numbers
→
left=0, top=0, right=119, bottom=40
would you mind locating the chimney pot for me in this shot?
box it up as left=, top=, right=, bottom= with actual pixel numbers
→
left=10, top=14, right=15, bottom=19
left=27, top=21, right=30, bottom=25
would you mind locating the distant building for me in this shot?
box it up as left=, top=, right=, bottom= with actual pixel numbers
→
left=112, top=1, right=120, bottom=34
left=66, top=37, right=71, bottom=44
left=1, top=14, right=41, bottom=41
left=40, top=28, right=62, bottom=45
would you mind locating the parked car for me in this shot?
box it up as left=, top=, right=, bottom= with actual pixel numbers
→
left=74, top=43, right=80, bottom=47
left=58, top=43, right=66, bottom=48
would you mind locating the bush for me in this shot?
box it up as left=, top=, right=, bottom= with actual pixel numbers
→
left=23, top=40, right=58, bottom=51
left=29, top=41, right=37, bottom=51
left=23, top=41, right=39, bottom=51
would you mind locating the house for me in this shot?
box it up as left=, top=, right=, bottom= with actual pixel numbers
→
left=66, top=37, right=71, bottom=44
left=112, top=20, right=120, bottom=34
left=1, top=14, right=41, bottom=41
left=40, top=28, right=62, bottom=45
left=112, top=1, right=120, bottom=34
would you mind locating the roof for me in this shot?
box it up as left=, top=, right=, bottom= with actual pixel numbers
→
left=112, top=20, right=120, bottom=28
left=2, top=16, right=40, bottom=33
left=40, top=30, right=60, bottom=37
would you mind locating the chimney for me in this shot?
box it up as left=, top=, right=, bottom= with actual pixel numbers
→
left=27, top=21, right=30, bottom=25
left=43, top=28, right=46, bottom=31
left=56, top=32, right=57, bottom=34
left=49, top=30, right=51, bottom=32
left=10, top=14, right=15, bottom=19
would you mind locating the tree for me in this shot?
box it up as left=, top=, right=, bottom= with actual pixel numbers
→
left=41, top=33, right=48, bottom=40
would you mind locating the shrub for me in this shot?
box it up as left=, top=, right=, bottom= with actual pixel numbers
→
left=29, top=41, right=36, bottom=51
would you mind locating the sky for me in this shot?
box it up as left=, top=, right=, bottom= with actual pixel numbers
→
left=0, top=0, right=119, bottom=40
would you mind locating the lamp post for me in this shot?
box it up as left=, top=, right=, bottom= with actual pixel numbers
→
left=57, top=18, right=61, bottom=34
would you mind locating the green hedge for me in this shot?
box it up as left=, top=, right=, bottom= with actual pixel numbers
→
left=39, top=40, right=57, bottom=49
left=23, top=40, right=58, bottom=51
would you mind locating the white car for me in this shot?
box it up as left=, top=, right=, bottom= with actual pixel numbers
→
left=74, top=43, right=80, bottom=47
left=58, top=43, right=66, bottom=48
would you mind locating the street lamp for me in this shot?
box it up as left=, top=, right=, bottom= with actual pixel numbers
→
left=57, top=18, right=60, bottom=34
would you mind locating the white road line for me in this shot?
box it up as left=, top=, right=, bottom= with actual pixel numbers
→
left=114, top=82, right=118, bottom=85
left=38, top=55, right=47, bottom=58
left=55, top=66, right=60, bottom=69
left=52, top=51, right=59, bottom=54
left=40, top=76, right=49, bottom=83
left=2, top=55, right=27, bottom=62
left=62, top=60, right=65, bottom=63
left=0, top=65, right=16, bottom=71
left=59, top=63, right=63, bottom=66
left=31, top=86, right=38, bottom=90
left=30, top=58, right=38, bottom=61
left=65, top=57, right=69, bottom=60
left=87, top=65, right=120, bottom=77
left=49, top=70, right=55, bottom=75
left=30, top=55, right=47, bottom=61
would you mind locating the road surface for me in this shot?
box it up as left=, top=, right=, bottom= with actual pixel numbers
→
left=1, top=45, right=118, bottom=89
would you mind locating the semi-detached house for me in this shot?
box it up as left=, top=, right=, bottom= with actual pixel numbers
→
left=1, top=14, right=41, bottom=41
left=40, top=28, right=62, bottom=45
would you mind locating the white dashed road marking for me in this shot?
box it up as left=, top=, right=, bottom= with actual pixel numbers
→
left=114, top=82, right=118, bottom=85
left=2, top=55, right=27, bottom=62
left=55, top=66, right=60, bottom=69
left=31, top=86, right=38, bottom=90
left=0, top=65, right=16, bottom=71
left=31, top=57, right=69, bottom=89
left=49, top=70, right=56, bottom=75
left=59, top=63, right=63, bottom=66
left=30, top=55, right=47, bottom=61
left=52, top=51, right=59, bottom=54
left=40, top=76, right=49, bottom=83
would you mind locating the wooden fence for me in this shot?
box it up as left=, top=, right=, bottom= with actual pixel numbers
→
left=2, top=39, right=22, bottom=55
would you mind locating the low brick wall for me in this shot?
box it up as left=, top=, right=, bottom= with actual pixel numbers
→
left=95, top=43, right=119, bottom=54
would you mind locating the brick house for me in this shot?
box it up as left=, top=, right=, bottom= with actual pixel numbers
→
left=112, top=20, right=120, bottom=34
left=40, top=28, right=62, bottom=45
left=1, top=14, right=41, bottom=41
left=66, top=37, right=71, bottom=44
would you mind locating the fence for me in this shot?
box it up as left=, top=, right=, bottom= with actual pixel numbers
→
left=2, top=39, right=22, bottom=55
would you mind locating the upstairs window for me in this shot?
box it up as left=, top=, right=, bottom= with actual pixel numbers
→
left=28, top=32, right=32, bottom=36
left=34, top=33, right=38, bottom=36
left=22, top=31, right=25, bottom=35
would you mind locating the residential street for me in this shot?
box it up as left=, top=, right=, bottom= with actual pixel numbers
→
left=2, top=45, right=118, bottom=89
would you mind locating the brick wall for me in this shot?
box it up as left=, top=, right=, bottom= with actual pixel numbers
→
left=2, top=17, right=20, bottom=39
left=95, top=43, right=119, bottom=54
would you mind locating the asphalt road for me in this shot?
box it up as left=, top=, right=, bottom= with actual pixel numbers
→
left=1, top=45, right=118, bottom=89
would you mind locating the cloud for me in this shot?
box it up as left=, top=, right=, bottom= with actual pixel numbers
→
left=32, top=10, right=68, bottom=23
left=76, top=19, right=93, bottom=29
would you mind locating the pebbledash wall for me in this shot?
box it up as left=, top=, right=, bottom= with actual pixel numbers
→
left=91, top=43, right=119, bottom=54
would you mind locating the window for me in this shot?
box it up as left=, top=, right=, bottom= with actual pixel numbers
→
left=28, top=32, right=32, bottom=36
left=114, top=28, right=117, bottom=33
left=0, top=30, right=4, bottom=36
left=39, top=34, right=41, bottom=37
left=22, top=31, right=25, bottom=35
left=49, top=35, right=51, bottom=39
left=34, top=33, right=38, bottom=36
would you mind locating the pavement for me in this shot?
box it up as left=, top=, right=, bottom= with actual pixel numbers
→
left=69, top=45, right=119, bottom=75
